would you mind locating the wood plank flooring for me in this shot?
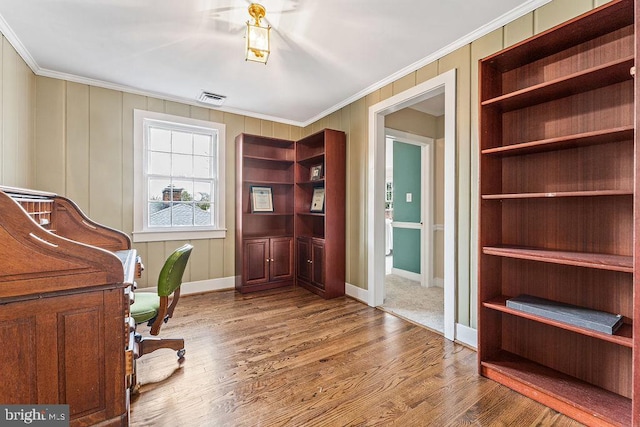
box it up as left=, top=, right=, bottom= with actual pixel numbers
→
left=130, top=287, right=583, bottom=426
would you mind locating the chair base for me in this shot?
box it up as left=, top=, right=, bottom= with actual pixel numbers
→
left=135, top=334, right=185, bottom=359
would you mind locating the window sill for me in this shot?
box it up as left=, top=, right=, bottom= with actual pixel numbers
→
left=132, top=228, right=227, bottom=243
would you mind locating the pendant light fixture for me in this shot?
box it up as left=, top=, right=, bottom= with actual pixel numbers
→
left=245, top=3, right=271, bottom=64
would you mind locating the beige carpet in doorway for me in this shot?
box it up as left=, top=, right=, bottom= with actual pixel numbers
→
left=381, top=274, right=444, bottom=333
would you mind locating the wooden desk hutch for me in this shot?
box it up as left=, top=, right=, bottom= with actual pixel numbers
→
left=0, top=186, right=141, bottom=426
left=478, top=0, right=640, bottom=425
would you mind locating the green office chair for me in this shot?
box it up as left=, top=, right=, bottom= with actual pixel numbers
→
left=132, top=243, right=193, bottom=360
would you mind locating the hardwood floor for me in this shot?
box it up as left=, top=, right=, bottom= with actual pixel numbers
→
left=130, top=287, right=582, bottom=426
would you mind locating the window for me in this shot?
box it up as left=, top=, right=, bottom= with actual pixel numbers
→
left=133, top=110, right=226, bottom=242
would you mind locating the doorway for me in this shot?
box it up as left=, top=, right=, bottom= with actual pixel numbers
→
left=382, top=129, right=442, bottom=332
left=367, top=69, right=457, bottom=341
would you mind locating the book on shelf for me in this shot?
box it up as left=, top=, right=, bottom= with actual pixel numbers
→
left=506, top=294, right=623, bottom=335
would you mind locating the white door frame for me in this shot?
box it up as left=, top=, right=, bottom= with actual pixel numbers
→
left=367, top=69, right=457, bottom=341
left=385, top=129, right=434, bottom=288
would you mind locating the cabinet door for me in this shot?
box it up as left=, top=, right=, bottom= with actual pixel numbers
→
left=296, top=237, right=311, bottom=282
left=244, top=239, right=269, bottom=285
left=270, top=237, right=293, bottom=281
left=311, top=239, right=325, bottom=289
left=0, top=290, right=125, bottom=425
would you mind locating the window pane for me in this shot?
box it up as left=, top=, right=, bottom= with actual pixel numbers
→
left=193, top=133, right=212, bottom=156
left=193, top=155, right=211, bottom=178
left=149, top=127, right=171, bottom=152
left=148, top=178, right=172, bottom=202
left=171, top=202, right=194, bottom=226
left=195, top=203, right=211, bottom=225
left=172, top=131, right=192, bottom=154
left=149, top=151, right=171, bottom=175
left=172, top=180, right=194, bottom=201
left=172, top=153, right=193, bottom=177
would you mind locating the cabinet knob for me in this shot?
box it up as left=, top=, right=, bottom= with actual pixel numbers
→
left=266, top=258, right=270, bottom=262
left=271, top=258, right=275, bottom=262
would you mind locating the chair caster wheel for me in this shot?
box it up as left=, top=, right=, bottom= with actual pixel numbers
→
left=177, top=349, right=186, bottom=359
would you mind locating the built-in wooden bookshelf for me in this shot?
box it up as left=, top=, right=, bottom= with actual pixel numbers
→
left=294, top=129, right=346, bottom=299
left=235, top=129, right=346, bottom=298
left=478, top=1, right=637, bottom=425
left=235, top=134, right=295, bottom=293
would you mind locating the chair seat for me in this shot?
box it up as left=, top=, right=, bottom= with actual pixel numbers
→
left=131, top=292, right=160, bottom=324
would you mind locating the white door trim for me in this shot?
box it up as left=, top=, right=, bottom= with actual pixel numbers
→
left=367, top=69, right=457, bottom=341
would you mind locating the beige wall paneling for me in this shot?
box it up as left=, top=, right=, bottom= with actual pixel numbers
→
left=35, top=77, right=65, bottom=193
left=595, top=0, right=614, bottom=6
left=190, top=105, right=210, bottom=121
left=146, top=241, right=167, bottom=291
left=416, top=62, right=438, bottom=86
left=434, top=137, right=445, bottom=280
left=2, top=38, right=17, bottom=186
left=222, top=112, right=245, bottom=278
left=347, top=97, right=367, bottom=288
left=66, top=82, right=90, bottom=211
left=392, top=72, right=416, bottom=96
left=470, top=28, right=504, bottom=330
left=16, top=47, right=35, bottom=187
left=165, top=100, right=190, bottom=118
left=504, top=13, right=534, bottom=47
left=438, top=45, right=472, bottom=326
left=89, top=87, right=123, bottom=229
left=534, top=0, right=591, bottom=33
left=122, top=93, right=147, bottom=236
left=260, top=120, right=274, bottom=137
left=273, top=122, right=290, bottom=140
left=244, top=116, right=262, bottom=135
left=147, top=97, right=165, bottom=114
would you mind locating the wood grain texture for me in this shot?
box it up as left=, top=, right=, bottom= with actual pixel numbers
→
left=130, top=288, right=582, bottom=426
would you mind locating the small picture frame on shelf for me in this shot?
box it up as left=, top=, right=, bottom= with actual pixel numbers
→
left=310, top=164, right=323, bottom=181
left=310, top=187, right=325, bottom=212
left=250, top=186, right=274, bottom=213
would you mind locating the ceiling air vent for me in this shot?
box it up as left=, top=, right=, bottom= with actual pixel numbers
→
left=197, top=91, right=226, bottom=107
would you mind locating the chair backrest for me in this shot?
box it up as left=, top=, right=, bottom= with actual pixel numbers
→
left=158, top=244, right=193, bottom=297
left=149, top=244, right=192, bottom=336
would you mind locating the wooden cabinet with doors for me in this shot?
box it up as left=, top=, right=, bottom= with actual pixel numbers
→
left=243, top=237, right=293, bottom=287
left=296, top=237, right=325, bottom=290
left=235, top=134, right=295, bottom=293
left=478, top=1, right=638, bottom=425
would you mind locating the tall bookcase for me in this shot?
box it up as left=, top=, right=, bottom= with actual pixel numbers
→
left=235, top=129, right=346, bottom=298
left=478, top=1, right=637, bottom=425
left=294, top=129, right=346, bottom=299
left=235, top=134, right=295, bottom=293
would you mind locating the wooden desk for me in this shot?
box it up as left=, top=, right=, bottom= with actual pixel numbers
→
left=0, top=186, right=139, bottom=426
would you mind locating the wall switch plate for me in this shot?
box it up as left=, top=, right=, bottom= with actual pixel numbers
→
left=406, top=193, right=412, bottom=202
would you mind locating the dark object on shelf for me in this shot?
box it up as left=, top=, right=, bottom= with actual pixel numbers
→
left=506, top=294, right=623, bottom=335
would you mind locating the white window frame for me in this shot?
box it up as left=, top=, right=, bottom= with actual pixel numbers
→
left=133, top=109, right=226, bottom=242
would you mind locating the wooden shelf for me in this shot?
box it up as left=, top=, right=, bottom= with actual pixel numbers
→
left=481, top=126, right=634, bottom=156
left=482, top=56, right=633, bottom=112
left=481, top=352, right=631, bottom=427
left=483, top=297, right=632, bottom=347
left=243, top=212, right=293, bottom=216
left=244, top=155, right=294, bottom=164
left=297, top=153, right=325, bottom=165
left=482, top=246, right=633, bottom=273
left=297, top=212, right=325, bottom=217
left=483, top=0, right=633, bottom=72
left=297, top=179, right=325, bottom=186
left=243, top=180, right=294, bottom=186
left=482, top=190, right=632, bottom=199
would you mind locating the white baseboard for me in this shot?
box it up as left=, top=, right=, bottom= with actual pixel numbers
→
left=181, top=276, right=235, bottom=295
left=346, top=282, right=369, bottom=304
left=455, top=323, right=477, bottom=349
left=391, top=268, right=422, bottom=282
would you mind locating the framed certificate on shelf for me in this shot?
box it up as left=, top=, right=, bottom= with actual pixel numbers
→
left=250, top=186, right=274, bottom=213
left=310, top=188, right=325, bottom=212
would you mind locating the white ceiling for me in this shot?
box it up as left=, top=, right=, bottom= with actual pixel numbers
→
left=0, top=0, right=547, bottom=126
